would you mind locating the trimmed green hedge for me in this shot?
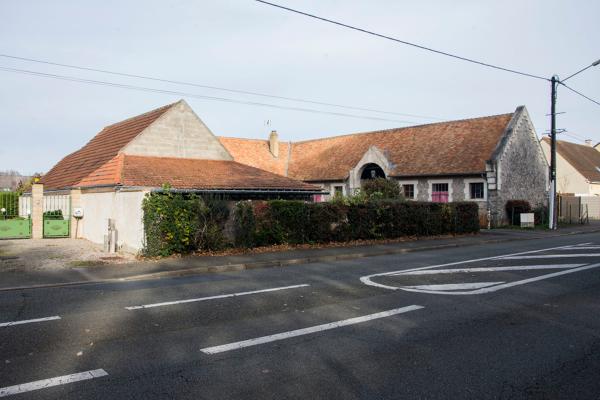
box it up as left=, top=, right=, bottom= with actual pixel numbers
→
left=233, top=200, right=480, bottom=247
left=142, top=192, right=229, bottom=257
left=143, top=193, right=480, bottom=256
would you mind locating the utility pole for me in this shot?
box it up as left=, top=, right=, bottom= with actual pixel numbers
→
left=548, top=75, right=558, bottom=230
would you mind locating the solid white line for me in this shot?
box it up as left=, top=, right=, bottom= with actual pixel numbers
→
left=502, top=254, right=600, bottom=259
left=359, top=242, right=591, bottom=290
left=402, top=282, right=503, bottom=291
left=0, top=369, right=108, bottom=397
left=126, top=284, right=310, bottom=310
left=393, top=264, right=585, bottom=275
left=398, top=263, right=600, bottom=295
left=0, top=316, right=61, bottom=328
left=201, top=305, right=424, bottom=354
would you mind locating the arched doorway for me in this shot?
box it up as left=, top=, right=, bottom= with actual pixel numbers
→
left=360, top=163, right=386, bottom=180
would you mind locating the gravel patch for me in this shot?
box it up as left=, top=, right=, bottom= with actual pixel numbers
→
left=0, top=239, right=136, bottom=272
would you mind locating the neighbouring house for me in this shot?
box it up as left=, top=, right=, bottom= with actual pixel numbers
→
left=540, top=137, right=600, bottom=221
left=540, top=138, right=600, bottom=196
left=220, top=106, right=549, bottom=224
left=40, top=100, right=321, bottom=251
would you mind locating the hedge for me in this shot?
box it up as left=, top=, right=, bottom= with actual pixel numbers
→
left=142, top=192, right=229, bottom=257
left=143, top=193, right=480, bottom=256
left=233, top=200, right=479, bottom=247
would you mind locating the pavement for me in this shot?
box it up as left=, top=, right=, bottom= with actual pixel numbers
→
left=1, top=224, right=600, bottom=291
left=1, top=231, right=600, bottom=399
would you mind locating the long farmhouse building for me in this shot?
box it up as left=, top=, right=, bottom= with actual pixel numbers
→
left=41, top=100, right=548, bottom=251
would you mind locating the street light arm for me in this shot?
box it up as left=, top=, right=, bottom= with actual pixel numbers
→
left=562, top=58, right=600, bottom=82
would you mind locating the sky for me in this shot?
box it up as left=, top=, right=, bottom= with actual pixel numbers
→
left=0, top=0, right=598, bottom=175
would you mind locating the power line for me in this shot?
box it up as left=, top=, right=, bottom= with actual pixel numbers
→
left=254, top=0, right=549, bottom=82
left=0, top=53, right=441, bottom=121
left=559, top=82, right=600, bottom=107
left=0, top=66, right=418, bottom=124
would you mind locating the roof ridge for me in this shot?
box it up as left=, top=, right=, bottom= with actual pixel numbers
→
left=124, top=154, right=236, bottom=162
left=218, top=136, right=268, bottom=142
left=293, top=112, right=515, bottom=144
left=103, top=100, right=180, bottom=129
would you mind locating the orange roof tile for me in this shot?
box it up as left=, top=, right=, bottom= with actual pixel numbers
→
left=219, top=113, right=514, bottom=181
left=121, top=155, right=318, bottom=191
left=41, top=102, right=177, bottom=189
left=218, top=137, right=290, bottom=176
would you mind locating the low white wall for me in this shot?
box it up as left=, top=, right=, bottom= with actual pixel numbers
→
left=80, top=190, right=147, bottom=252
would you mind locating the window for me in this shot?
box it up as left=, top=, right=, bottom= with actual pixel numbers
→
left=469, top=182, right=485, bottom=199
left=431, top=183, right=449, bottom=203
left=333, top=185, right=344, bottom=197
left=402, top=184, right=415, bottom=199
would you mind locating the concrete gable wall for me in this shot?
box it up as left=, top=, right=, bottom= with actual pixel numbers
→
left=122, top=100, right=233, bottom=160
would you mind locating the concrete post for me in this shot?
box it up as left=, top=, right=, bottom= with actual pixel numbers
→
left=31, top=183, right=44, bottom=239
left=70, top=188, right=82, bottom=238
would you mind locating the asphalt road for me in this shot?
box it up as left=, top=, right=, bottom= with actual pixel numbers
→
left=1, top=233, right=600, bottom=399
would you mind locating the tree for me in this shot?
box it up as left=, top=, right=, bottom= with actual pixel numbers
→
left=362, top=178, right=404, bottom=200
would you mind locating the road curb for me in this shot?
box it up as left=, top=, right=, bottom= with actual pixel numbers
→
left=2, top=228, right=600, bottom=292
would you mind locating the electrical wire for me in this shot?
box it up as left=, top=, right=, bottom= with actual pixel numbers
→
left=0, top=66, right=418, bottom=124
left=0, top=53, right=441, bottom=120
left=559, top=82, right=600, bottom=107
left=254, top=0, right=549, bottom=81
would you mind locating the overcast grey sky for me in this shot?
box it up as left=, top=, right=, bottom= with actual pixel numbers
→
left=1, top=0, right=598, bottom=175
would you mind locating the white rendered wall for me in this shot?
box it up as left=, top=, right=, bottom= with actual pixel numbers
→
left=80, top=190, right=147, bottom=252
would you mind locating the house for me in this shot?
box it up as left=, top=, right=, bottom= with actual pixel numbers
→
left=40, top=100, right=321, bottom=251
left=220, top=106, right=549, bottom=224
left=540, top=138, right=600, bottom=196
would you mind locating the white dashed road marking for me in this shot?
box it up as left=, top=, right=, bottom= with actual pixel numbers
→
left=126, top=284, right=310, bottom=310
left=0, top=369, right=108, bottom=397
left=0, top=316, right=61, bottom=328
left=201, top=305, right=424, bottom=354
left=501, top=254, right=600, bottom=260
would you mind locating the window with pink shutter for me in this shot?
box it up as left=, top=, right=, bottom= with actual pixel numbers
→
left=431, top=183, right=449, bottom=203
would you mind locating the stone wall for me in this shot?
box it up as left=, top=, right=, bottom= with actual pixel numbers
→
left=487, top=107, right=548, bottom=224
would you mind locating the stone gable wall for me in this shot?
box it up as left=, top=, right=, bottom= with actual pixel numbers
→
left=487, top=110, right=548, bottom=224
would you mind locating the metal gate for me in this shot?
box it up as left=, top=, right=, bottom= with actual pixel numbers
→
left=43, top=194, right=71, bottom=238
left=0, top=192, right=31, bottom=239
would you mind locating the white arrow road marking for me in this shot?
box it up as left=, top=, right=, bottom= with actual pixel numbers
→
left=392, top=264, right=585, bottom=276
left=360, top=243, right=591, bottom=291
left=0, top=369, right=108, bottom=397
left=126, top=284, right=310, bottom=310
left=201, top=305, right=424, bottom=354
left=0, top=316, right=61, bottom=328
left=402, top=282, right=504, bottom=291
left=501, top=254, right=600, bottom=259
left=398, top=263, right=600, bottom=295
left=562, top=246, right=600, bottom=250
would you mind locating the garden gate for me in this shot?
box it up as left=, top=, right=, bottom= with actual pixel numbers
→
left=43, top=194, right=71, bottom=238
left=0, top=192, right=31, bottom=239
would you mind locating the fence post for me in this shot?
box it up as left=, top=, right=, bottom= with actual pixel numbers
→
left=31, top=183, right=44, bottom=239
left=70, top=188, right=82, bottom=238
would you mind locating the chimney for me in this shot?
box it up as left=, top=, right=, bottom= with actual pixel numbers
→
left=585, top=139, right=593, bottom=147
left=269, top=130, right=279, bottom=158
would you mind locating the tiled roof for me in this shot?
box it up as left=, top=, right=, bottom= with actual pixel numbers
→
left=542, top=137, right=600, bottom=182
left=41, top=102, right=177, bottom=189
left=121, top=155, right=318, bottom=191
left=219, top=113, right=514, bottom=181
left=218, top=137, right=290, bottom=176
